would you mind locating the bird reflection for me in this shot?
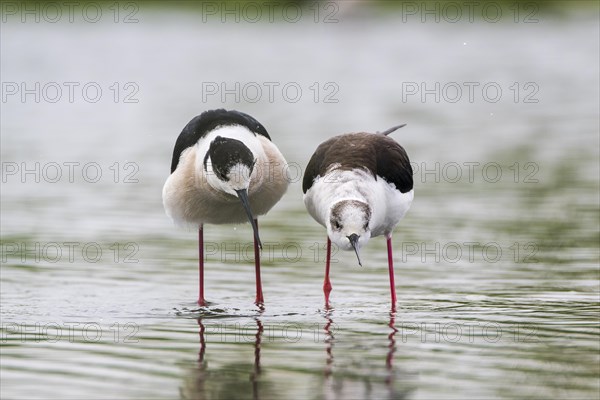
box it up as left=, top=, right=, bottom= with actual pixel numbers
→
left=321, top=310, right=411, bottom=400
left=183, top=311, right=411, bottom=399
left=182, top=316, right=266, bottom=400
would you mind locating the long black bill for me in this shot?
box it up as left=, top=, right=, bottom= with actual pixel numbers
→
left=235, top=189, right=262, bottom=249
left=380, top=124, right=407, bottom=136
left=347, top=233, right=362, bottom=267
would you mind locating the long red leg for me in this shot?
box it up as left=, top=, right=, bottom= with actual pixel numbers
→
left=386, top=235, right=397, bottom=311
left=324, top=237, right=332, bottom=308
left=198, top=225, right=207, bottom=306
left=254, top=219, right=264, bottom=305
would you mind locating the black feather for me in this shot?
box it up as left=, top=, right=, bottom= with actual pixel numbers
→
left=170, top=109, right=270, bottom=173
left=302, top=133, right=413, bottom=194
left=204, top=136, right=255, bottom=180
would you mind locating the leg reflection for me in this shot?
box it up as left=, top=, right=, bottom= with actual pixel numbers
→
left=251, top=317, right=264, bottom=400
left=324, top=311, right=334, bottom=378
left=386, top=311, right=398, bottom=386
left=197, top=318, right=206, bottom=365
left=186, top=318, right=207, bottom=399
left=184, top=317, right=270, bottom=400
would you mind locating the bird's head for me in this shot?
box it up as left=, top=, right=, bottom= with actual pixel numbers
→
left=327, top=200, right=372, bottom=266
left=203, top=135, right=262, bottom=248
left=204, top=135, right=256, bottom=195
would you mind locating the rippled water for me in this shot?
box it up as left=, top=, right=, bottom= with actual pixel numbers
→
left=1, top=4, right=599, bottom=400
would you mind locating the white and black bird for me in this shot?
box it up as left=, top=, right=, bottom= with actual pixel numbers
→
left=163, top=109, right=288, bottom=306
left=302, top=125, right=414, bottom=309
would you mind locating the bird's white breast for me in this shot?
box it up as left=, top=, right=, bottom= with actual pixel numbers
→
left=303, top=169, right=413, bottom=237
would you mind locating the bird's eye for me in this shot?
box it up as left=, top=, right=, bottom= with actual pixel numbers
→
left=332, top=220, right=341, bottom=230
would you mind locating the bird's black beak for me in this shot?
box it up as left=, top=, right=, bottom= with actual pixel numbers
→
left=347, top=233, right=362, bottom=267
left=235, top=189, right=262, bottom=249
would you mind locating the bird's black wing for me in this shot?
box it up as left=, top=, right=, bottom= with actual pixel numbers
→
left=373, top=136, right=413, bottom=193
left=170, top=109, right=271, bottom=173
left=303, top=133, right=413, bottom=194
left=302, top=136, right=341, bottom=193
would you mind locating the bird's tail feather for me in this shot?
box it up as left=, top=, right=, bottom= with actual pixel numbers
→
left=379, top=124, right=407, bottom=136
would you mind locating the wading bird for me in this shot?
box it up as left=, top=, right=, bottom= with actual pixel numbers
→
left=163, top=109, right=288, bottom=306
left=302, top=125, right=413, bottom=309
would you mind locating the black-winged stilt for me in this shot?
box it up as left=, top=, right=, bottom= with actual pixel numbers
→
left=163, top=109, right=288, bottom=306
left=302, top=125, right=414, bottom=309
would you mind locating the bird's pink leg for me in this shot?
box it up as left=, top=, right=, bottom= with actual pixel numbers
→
left=386, top=234, right=397, bottom=311
left=324, top=237, right=332, bottom=309
left=198, top=225, right=207, bottom=306
left=254, top=219, right=264, bottom=305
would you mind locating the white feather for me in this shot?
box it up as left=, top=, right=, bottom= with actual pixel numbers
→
left=304, top=169, right=414, bottom=241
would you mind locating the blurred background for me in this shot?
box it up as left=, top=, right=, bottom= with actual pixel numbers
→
left=1, top=1, right=599, bottom=399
